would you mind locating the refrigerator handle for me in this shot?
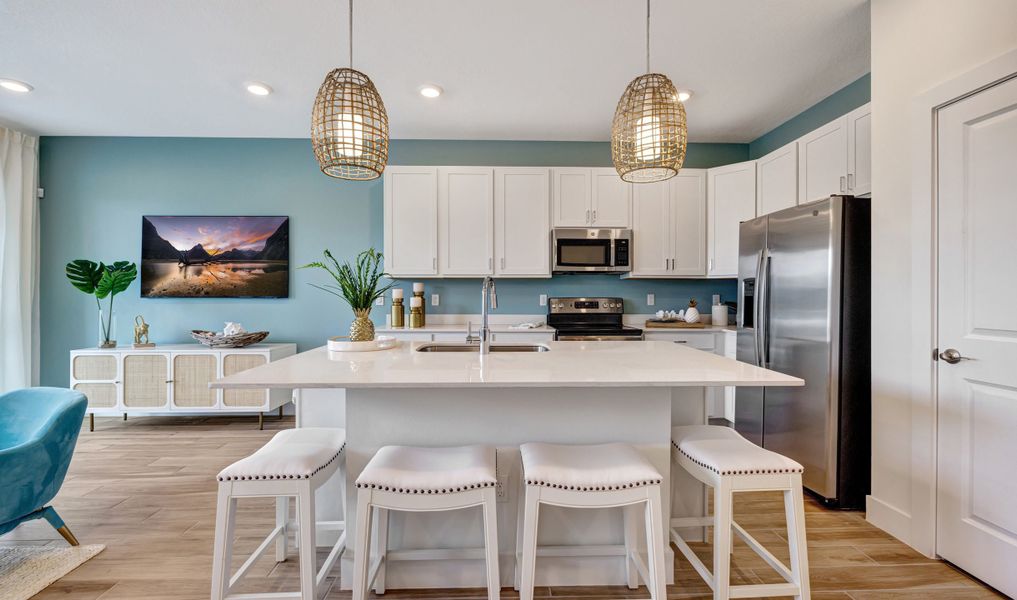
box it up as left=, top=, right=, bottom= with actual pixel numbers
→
left=753, top=249, right=765, bottom=366
left=757, top=248, right=771, bottom=368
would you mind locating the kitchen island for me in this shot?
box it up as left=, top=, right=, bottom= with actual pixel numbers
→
left=213, top=340, right=802, bottom=590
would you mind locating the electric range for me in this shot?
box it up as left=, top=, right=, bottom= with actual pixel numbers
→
left=547, top=297, right=644, bottom=341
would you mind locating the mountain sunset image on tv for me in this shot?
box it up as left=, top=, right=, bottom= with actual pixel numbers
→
left=140, top=216, right=289, bottom=298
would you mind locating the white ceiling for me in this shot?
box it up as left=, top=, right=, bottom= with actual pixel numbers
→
left=0, top=0, right=870, bottom=142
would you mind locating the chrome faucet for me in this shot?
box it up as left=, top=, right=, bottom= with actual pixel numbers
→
left=480, top=276, right=498, bottom=354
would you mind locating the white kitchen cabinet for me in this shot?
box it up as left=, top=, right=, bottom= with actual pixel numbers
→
left=629, top=169, right=706, bottom=278
left=756, top=141, right=798, bottom=216
left=798, top=116, right=848, bottom=204
left=591, top=168, right=631, bottom=227
left=438, top=167, right=494, bottom=276
left=708, top=161, right=756, bottom=278
left=494, top=168, right=551, bottom=277
left=552, top=168, right=592, bottom=226
left=552, top=168, right=630, bottom=228
left=846, top=103, right=871, bottom=196
left=384, top=167, right=439, bottom=277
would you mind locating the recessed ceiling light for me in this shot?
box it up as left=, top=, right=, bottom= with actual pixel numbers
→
left=245, top=82, right=273, bottom=96
left=676, top=89, right=693, bottom=102
left=418, top=84, right=443, bottom=99
left=0, top=79, right=33, bottom=93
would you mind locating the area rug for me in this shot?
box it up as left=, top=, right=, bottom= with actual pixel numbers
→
left=0, top=544, right=104, bottom=600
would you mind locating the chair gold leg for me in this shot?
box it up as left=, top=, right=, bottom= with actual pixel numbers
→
left=56, top=525, right=80, bottom=546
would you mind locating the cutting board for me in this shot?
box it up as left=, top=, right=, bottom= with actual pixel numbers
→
left=644, top=320, right=706, bottom=329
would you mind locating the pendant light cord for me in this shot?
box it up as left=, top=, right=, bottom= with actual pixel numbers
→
left=645, top=0, right=650, bottom=73
left=348, top=0, right=354, bottom=68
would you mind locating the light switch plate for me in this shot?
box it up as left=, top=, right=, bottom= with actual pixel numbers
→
left=375, top=297, right=385, bottom=306
left=647, top=293, right=655, bottom=306
left=431, top=294, right=439, bottom=306
left=539, top=294, right=547, bottom=306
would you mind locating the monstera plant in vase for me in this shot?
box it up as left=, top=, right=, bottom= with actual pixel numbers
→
left=301, top=248, right=394, bottom=342
left=66, top=260, right=138, bottom=348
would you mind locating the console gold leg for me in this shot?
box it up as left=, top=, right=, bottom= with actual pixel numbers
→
left=259, top=412, right=264, bottom=430
left=56, top=525, right=80, bottom=546
left=278, top=406, right=284, bottom=419
left=123, top=412, right=127, bottom=421
left=89, top=413, right=94, bottom=432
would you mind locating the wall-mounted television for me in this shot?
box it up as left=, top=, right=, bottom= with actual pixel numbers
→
left=140, top=215, right=289, bottom=298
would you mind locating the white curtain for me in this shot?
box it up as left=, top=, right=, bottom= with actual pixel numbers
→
left=0, top=127, right=40, bottom=391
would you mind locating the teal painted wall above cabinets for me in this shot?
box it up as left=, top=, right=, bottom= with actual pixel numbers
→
left=748, top=73, right=870, bottom=159
left=38, top=137, right=740, bottom=387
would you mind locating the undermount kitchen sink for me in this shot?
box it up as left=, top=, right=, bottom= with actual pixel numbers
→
left=416, top=343, right=550, bottom=353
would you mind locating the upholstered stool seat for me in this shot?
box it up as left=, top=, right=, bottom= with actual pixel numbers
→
left=217, top=427, right=346, bottom=481
left=212, top=427, right=347, bottom=600
left=671, top=425, right=803, bottom=476
left=352, top=445, right=500, bottom=600
left=516, top=442, right=667, bottom=600
left=520, top=442, right=663, bottom=491
left=669, top=425, right=811, bottom=600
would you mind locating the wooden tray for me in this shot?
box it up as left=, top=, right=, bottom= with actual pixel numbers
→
left=644, top=320, right=706, bottom=329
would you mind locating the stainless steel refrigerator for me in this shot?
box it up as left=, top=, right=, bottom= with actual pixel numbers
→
left=735, top=195, right=870, bottom=508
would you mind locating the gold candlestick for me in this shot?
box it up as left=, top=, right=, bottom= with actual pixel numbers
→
left=409, top=305, right=424, bottom=329
left=391, top=297, right=405, bottom=328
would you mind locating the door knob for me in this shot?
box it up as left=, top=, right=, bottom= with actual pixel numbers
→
left=939, top=348, right=972, bottom=364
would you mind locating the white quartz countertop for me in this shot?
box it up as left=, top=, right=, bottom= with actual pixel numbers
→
left=376, top=324, right=554, bottom=334
left=212, top=340, right=802, bottom=389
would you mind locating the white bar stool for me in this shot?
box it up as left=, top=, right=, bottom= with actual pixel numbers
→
left=352, top=445, right=500, bottom=600
left=211, top=427, right=347, bottom=600
left=670, top=425, right=810, bottom=600
left=516, top=442, right=667, bottom=600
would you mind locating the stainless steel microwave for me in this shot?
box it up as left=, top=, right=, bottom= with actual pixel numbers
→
left=552, top=228, right=632, bottom=273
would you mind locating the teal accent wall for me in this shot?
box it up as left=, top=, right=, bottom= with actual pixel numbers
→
left=748, top=73, right=870, bottom=159
left=39, top=137, right=741, bottom=387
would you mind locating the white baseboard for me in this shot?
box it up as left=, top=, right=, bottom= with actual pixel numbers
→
left=866, top=495, right=912, bottom=546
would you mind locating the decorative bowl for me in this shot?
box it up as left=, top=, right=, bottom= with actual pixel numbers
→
left=191, top=330, right=269, bottom=348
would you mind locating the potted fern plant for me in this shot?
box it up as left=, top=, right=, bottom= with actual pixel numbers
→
left=65, top=260, right=138, bottom=348
left=301, top=248, right=395, bottom=342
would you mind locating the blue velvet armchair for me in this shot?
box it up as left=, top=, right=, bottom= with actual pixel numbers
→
left=0, top=387, right=87, bottom=545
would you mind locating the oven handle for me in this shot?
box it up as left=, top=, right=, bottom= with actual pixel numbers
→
left=556, top=334, right=645, bottom=341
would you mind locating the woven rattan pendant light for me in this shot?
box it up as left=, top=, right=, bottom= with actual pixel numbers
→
left=311, top=0, right=389, bottom=181
left=611, top=0, right=687, bottom=183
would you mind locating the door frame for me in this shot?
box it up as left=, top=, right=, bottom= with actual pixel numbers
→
left=901, top=47, right=1017, bottom=558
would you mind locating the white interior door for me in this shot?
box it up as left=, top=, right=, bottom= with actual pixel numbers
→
left=936, top=74, right=1017, bottom=598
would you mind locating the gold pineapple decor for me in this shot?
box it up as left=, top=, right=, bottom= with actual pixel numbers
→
left=301, top=248, right=395, bottom=342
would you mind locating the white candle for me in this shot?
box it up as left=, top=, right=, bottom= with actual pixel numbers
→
left=392, top=288, right=404, bottom=300
left=410, top=296, right=422, bottom=308
left=413, top=282, right=424, bottom=293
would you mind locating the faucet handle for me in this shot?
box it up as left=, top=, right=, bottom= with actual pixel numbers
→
left=490, top=283, right=498, bottom=310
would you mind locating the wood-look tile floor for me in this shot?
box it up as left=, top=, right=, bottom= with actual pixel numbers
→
left=2, top=416, right=1002, bottom=600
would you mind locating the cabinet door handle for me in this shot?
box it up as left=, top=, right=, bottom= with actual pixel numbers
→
left=847, top=173, right=854, bottom=191
left=432, top=257, right=437, bottom=270
left=592, top=209, right=597, bottom=223
left=488, top=257, right=493, bottom=270
left=839, top=176, right=846, bottom=192
left=586, top=209, right=591, bottom=224
left=500, top=257, right=506, bottom=270
left=674, top=340, right=688, bottom=344
left=709, top=258, right=714, bottom=272
left=166, top=379, right=174, bottom=383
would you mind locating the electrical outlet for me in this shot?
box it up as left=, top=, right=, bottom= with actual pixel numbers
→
left=375, top=296, right=385, bottom=306
left=539, top=294, right=547, bottom=306
left=647, top=293, right=655, bottom=306
left=431, top=294, right=440, bottom=306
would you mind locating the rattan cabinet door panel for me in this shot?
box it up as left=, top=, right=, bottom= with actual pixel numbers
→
left=172, top=354, right=218, bottom=408
left=73, top=354, right=117, bottom=380
left=73, top=382, right=118, bottom=409
left=222, top=353, right=269, bottom=408
left=122, top=354, right=170, bottom=408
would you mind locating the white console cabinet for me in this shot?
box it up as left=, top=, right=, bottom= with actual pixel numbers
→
left=70, top=343, right=296, bottom=430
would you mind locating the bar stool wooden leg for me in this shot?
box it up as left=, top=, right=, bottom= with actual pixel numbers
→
left=352, top=489, right=374, bottom=600
left=514, top=481, right=525, bottom=591
left=645, top=490, right=667, bottom=600
left=519, top=487, right=541, bottom=600
left=372, top=508, right=389, bottom=594
left=623, top=504, right=639, bottom=590
left=210, top=485, right=237, bottom=600
left=712, top=480, right=733, bottom=600
left=481, top=488, right=501, bottom=600
left=296, top=481, right=317, bottom=600
left=785, top=476, right=811, bottom=600
left=275, top=496, right=289, bottom=562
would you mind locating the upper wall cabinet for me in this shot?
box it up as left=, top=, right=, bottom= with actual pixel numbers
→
left=756, top=141, right=798, bottom=216
left=386, top=166, right=551, bottom=278
left=708, top=161, right=757, bottom=278
left=846, top=104, right=871, bottom=196
left=629, top=169, right=706, bottom=278
left=494, top=168, right=551, bottom=277
left=438, top=167, right=494, bottom=276
left=384, top=167, right=439, bottom=277
left=552, top=168, right=631, bottom=228
left=798, top=102, right=871, bottom=204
